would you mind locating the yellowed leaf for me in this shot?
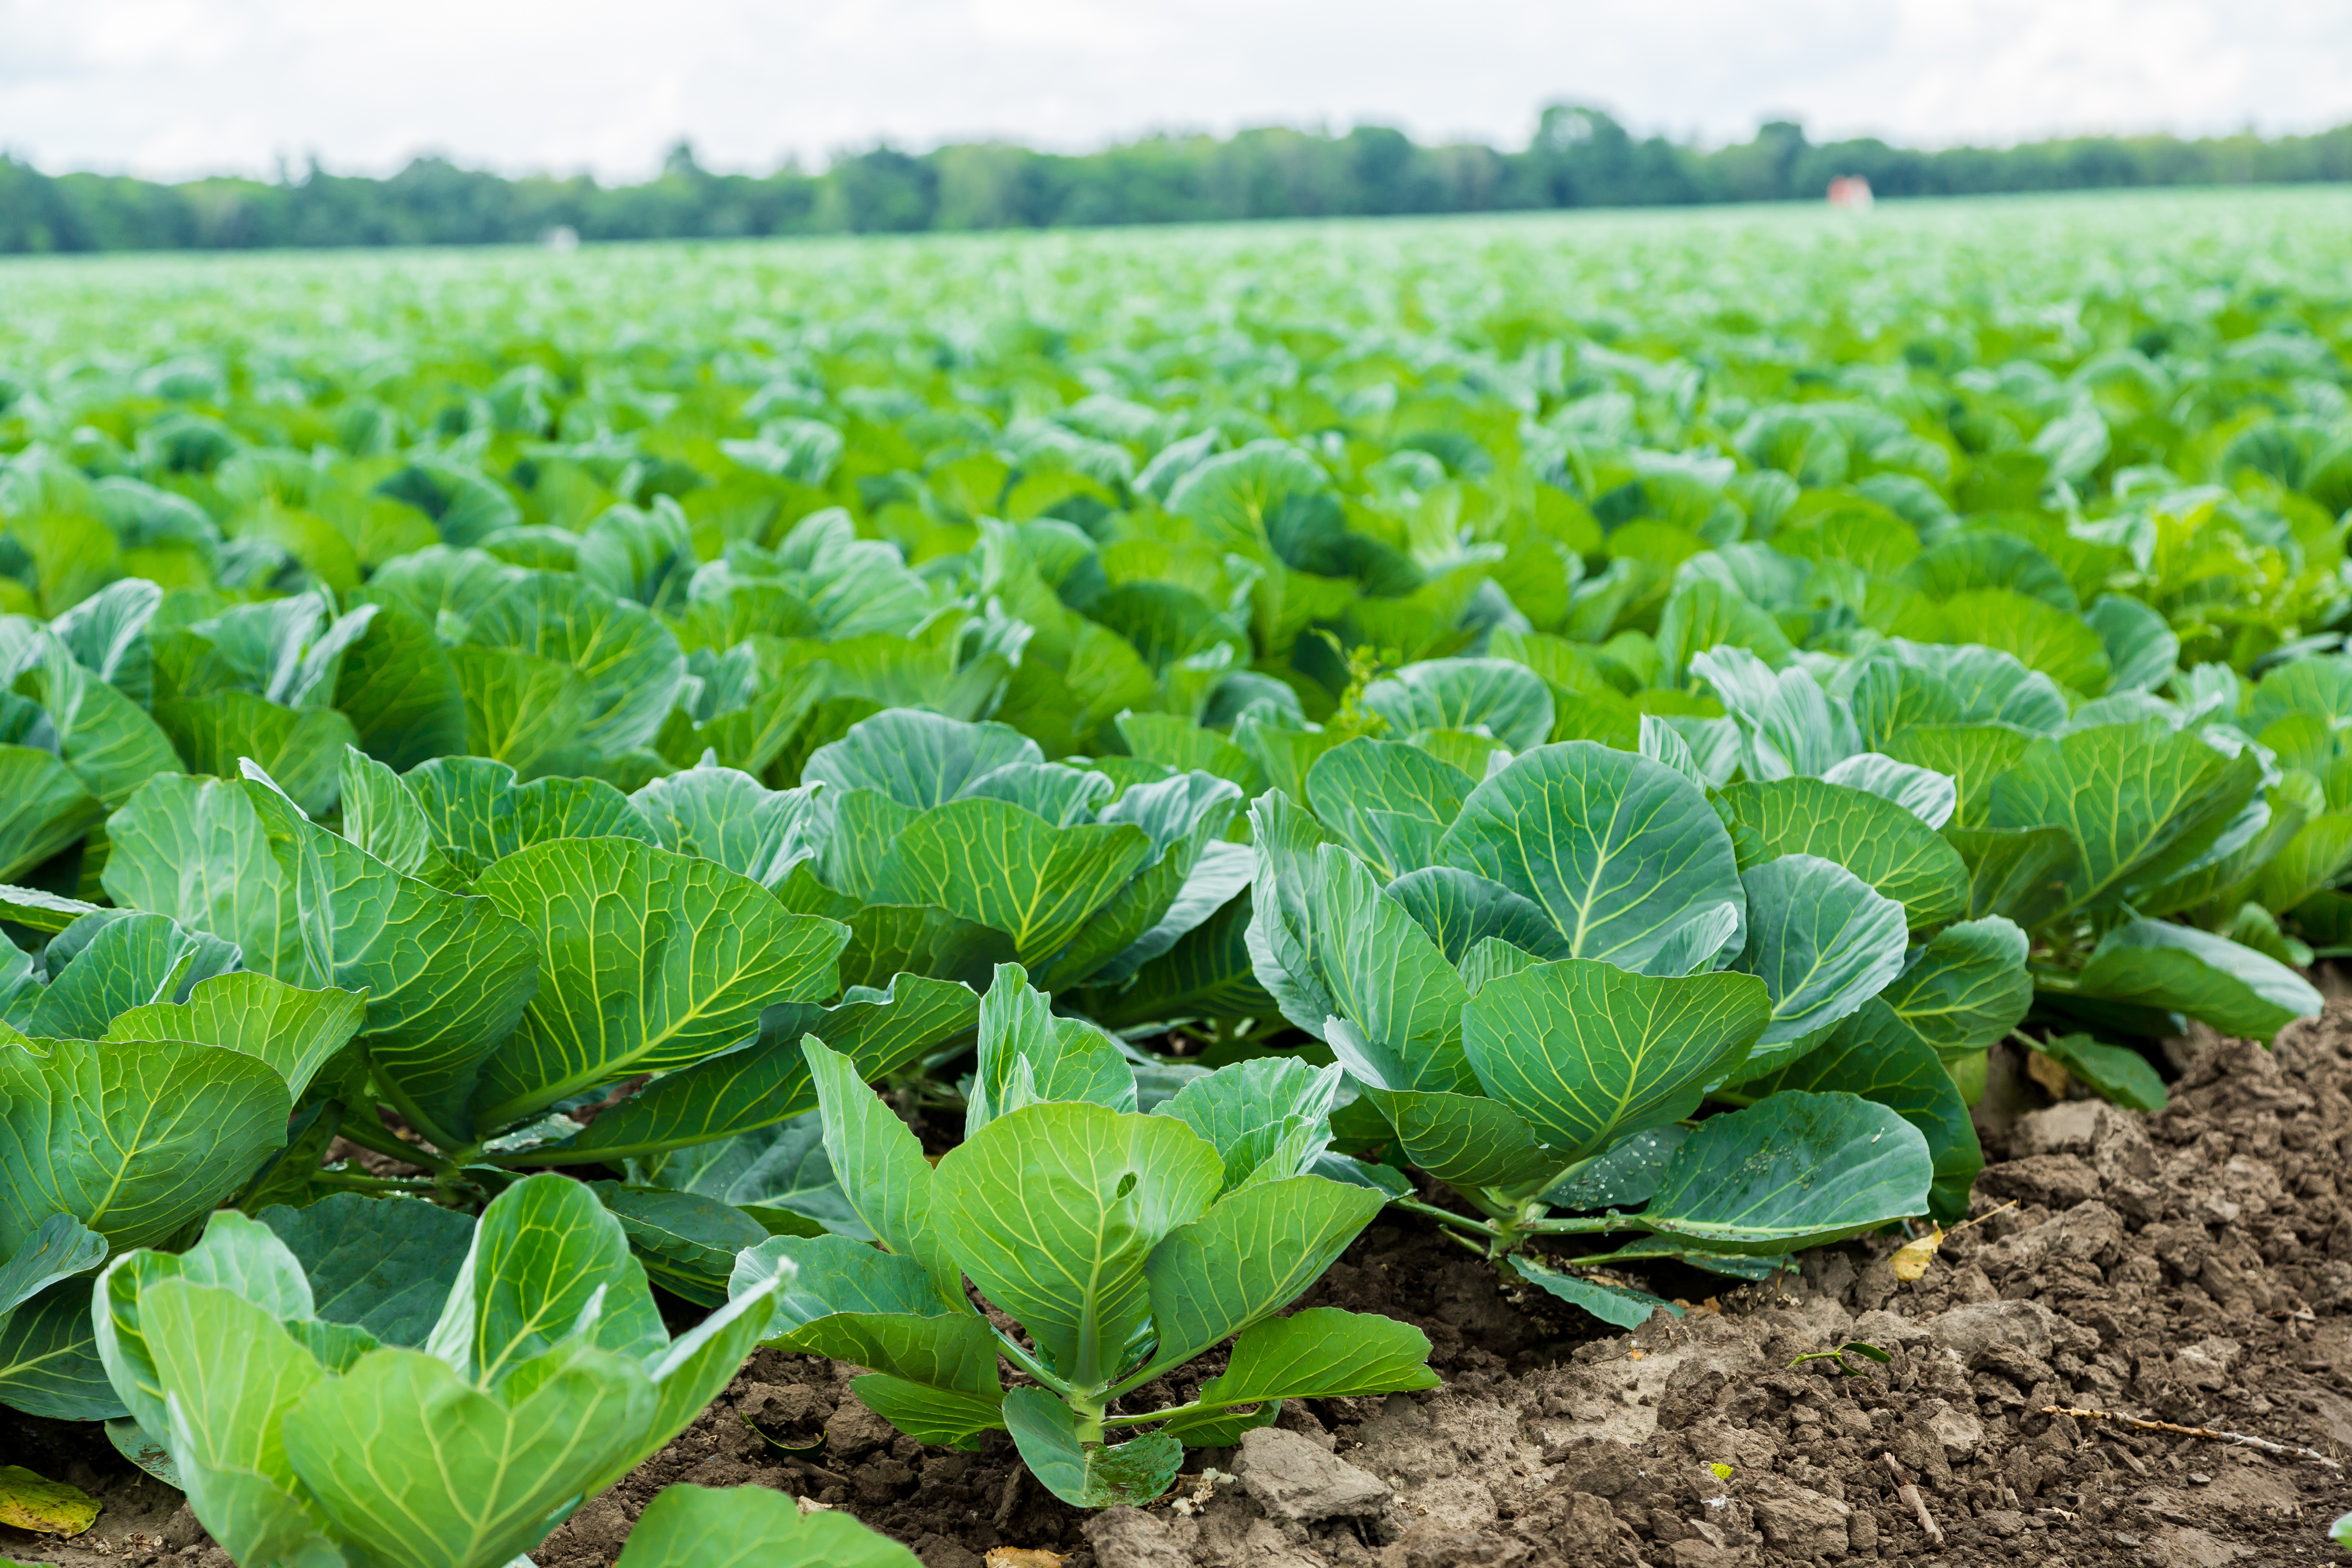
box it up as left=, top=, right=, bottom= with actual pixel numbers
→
left=1889, top=1226, right=1944, bottom=1283
left=2025, top=1050, right=2071, bottom=1100
left=0, top=1465, right=99, bottom=1537
left=986, top=1550, right=1066, bottom=1568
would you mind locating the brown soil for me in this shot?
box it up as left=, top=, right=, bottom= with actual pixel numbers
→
left=14, top=1011, right=2352, bottom=1568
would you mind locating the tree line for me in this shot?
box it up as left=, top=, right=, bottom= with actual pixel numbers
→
left=5, top=106, right=2349, bottom=254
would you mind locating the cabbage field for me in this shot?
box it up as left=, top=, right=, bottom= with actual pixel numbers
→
left=5, top=186, right=2352, bottom=1565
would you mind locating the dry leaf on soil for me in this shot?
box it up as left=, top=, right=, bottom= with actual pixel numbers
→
left=0, top=1466, right=99, bottom=1537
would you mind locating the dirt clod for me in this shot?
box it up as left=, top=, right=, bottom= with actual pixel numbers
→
left=1232, top=1426, right=1391, bottom=1522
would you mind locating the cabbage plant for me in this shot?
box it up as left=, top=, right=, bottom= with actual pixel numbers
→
left=1492, top=616, right=2326, bottom=1112
left=727, top=963, right=1437, bottom=1507
left=779, top=708, right=1255, bottom=997
left=1255, top=734, right=1987, bottom=1322
left=94, top=1176, right=779, bottom=1568
left=86, top=743, right=990, bottom=1179
left=1693, top=642, right=2324, bottom=1108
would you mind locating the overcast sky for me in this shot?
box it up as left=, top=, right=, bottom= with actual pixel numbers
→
left=5, top=0, right=2350, bottom=184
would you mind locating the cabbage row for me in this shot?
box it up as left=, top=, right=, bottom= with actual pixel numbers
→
left=2, top=196, right=2351, bottom=1547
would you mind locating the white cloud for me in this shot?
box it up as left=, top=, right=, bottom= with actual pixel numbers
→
left=1, top=0, right=2346, bottom=182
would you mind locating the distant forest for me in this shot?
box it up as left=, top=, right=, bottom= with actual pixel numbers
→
left=5, top=106, right=2350, bottom=254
